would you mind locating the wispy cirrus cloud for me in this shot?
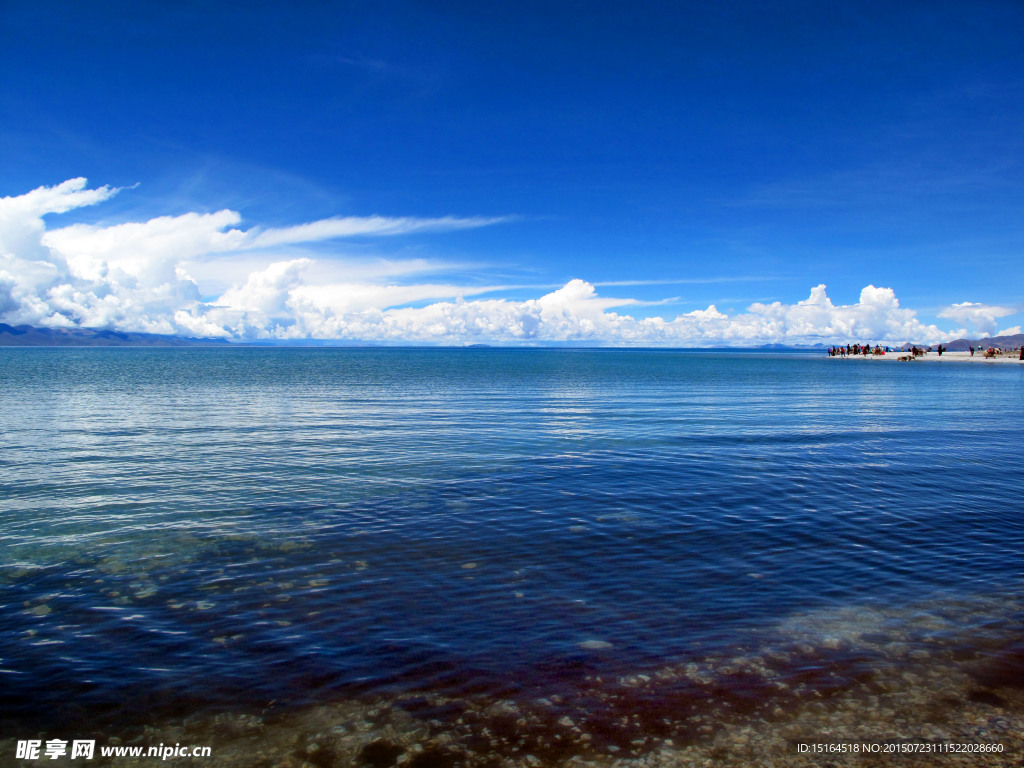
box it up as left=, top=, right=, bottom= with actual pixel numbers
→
left=247, top=214, right=514, bottom=248
left=594, top=276, right=777, bottom=287
left=43, top=206, right=509, bottom=270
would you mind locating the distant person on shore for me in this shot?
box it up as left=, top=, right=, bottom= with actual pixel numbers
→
left=969, top=346, right=974, bottom=356
left=1020, top=347, right=1023, bottom=361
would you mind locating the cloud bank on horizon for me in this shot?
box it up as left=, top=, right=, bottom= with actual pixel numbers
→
left=0, top=179, right=1016, bottom=346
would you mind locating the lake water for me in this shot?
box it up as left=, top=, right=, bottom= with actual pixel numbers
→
left=1, top=348, right=1023, bottom=755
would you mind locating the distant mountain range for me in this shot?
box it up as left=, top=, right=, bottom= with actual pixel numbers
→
left=0, top=323, right=230, bottom=347
left=2, top=322, right=1021, bottom=350
left=942, top=333, right=1024, bottom=351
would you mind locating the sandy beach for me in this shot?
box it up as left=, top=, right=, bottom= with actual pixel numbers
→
left=836, top=350, right=1024, bottom=364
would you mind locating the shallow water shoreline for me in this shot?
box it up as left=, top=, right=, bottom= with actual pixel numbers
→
left=4, top=654, right=1022, bottom=767
left=6, top=596, right=1024, bottom=767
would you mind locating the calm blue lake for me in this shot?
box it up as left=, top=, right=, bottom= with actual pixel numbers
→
left=1, top=347, right=1022, bottom=734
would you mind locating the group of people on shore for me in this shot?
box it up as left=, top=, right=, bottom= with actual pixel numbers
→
left=828, top=343, right=1024, bottom=360
left=827, top=343, right=945, bottom=358
left=827, top=344, right=890, bottom=357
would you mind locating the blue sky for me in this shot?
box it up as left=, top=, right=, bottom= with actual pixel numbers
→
left=1, top=0, right=1022, bottom=344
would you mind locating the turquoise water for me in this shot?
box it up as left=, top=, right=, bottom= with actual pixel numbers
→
left=1, top=348, right=1022, bottom=735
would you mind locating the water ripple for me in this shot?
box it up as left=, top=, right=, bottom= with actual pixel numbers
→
left=1, top=348, right=1022, bottom=730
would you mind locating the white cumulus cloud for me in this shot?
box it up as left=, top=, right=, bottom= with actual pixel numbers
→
left=937, top=302, right=1016, bottom=336
left=0, top=178, right=986, bottom=346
